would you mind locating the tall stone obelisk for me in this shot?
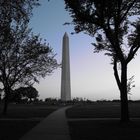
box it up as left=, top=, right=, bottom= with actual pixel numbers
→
left=61, top=32, right=71, bottom=101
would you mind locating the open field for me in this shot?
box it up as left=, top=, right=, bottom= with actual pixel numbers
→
left=68, top=120, right=140, bottom=140
left=0, top=103, right=61, bottom=140
left=66, top=102, right=140, bottom=140
left=1, top=102, right=140, bottom=140
left=66, top=102, right=140, bottom=118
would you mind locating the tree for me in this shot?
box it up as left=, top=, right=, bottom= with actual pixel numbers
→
left=15, top=86, right=39, bottom=103
left=0, top=0, right=40, bottom=46
left=9, top=90, right=22, bottom=103
left=14, top=86, right=39, bottom=103
left=0, top=0, right=59, bottom=114
left=64, top=0, right=140, bottom=122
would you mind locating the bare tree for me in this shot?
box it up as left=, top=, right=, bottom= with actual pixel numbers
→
left=64, top=0, right=140, bottom=122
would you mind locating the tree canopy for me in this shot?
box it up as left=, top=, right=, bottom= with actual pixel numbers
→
left=64, top=0, right=140, bottom=122
left=13, top=86, right=39, bottom=103
left=0, top=0, right=59, bottom=114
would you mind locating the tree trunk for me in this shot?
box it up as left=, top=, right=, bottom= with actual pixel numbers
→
left=3, top=90, right=9, bottom=115
left=113, top=60, right=129, bottom=122
left=29, top=98, right=32, bottom=103
left=120, top=63, right=129, bottom=122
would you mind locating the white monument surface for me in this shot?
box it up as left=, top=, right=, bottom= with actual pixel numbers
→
left=61, top=32, right=71, bottom=101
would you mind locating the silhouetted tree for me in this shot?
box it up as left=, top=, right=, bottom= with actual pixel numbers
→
left=0, top=0, right=59, bottom=114
left=0, top=88, right=3, bottom=101
left=64, top=0, right=140, bottom=122
left=9, top=90, right=22, bottom=103
left=15, top=86, right=39, bottom=103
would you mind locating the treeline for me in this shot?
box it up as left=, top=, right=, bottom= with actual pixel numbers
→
left=44, top=98, right=140, bottom=105
left=0, top=86, right=39, bottom=104
left=28, top=98, right=140, bottom=105
left=1, top=95, right=140, bottom=105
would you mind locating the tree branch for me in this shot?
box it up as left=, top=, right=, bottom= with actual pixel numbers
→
left=127, top=46, right=139, bottom=63
left=120, top=0, right=136, bottom=23
left=113, top=58, right=121, bottom=91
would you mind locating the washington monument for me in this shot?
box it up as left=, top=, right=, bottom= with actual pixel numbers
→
left=61, top=32, right=71, bottom=101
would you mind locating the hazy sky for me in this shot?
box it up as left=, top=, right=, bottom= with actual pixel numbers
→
left=30, top=0, right=140, bottom=100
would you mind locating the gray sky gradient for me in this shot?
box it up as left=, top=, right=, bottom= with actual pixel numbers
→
left=30, top=0, right=140, bottom=101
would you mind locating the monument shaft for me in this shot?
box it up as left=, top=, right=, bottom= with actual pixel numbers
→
left=61, top=33, right=71, bottom=101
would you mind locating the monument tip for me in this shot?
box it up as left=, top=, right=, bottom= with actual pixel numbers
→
left=64, top=32, right=68, bottom=38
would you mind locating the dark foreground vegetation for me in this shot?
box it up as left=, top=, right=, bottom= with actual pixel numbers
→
left=66, top=102, right=140, bottom=118
left=66, top=102, right=140, bottom=140
left=1, top=100, right=140, bottom=140
left=0, top=103, right=60, bottom=140
left=68, top=120, right=140, bottom=140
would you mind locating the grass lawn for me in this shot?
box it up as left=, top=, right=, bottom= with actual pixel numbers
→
left=66, top=102, right=140, bottom=140
left=66, top=102, right=140, bottom=118
left=0, top=103, right=61, bottom=140
left=68, top=120, right=140, bottom=140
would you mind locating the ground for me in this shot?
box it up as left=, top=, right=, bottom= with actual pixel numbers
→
left=66, top=102, right=140, bottom=140
left=0, top=103, right=60, bottom=140
left=1, top=102, right=140, bottom=140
